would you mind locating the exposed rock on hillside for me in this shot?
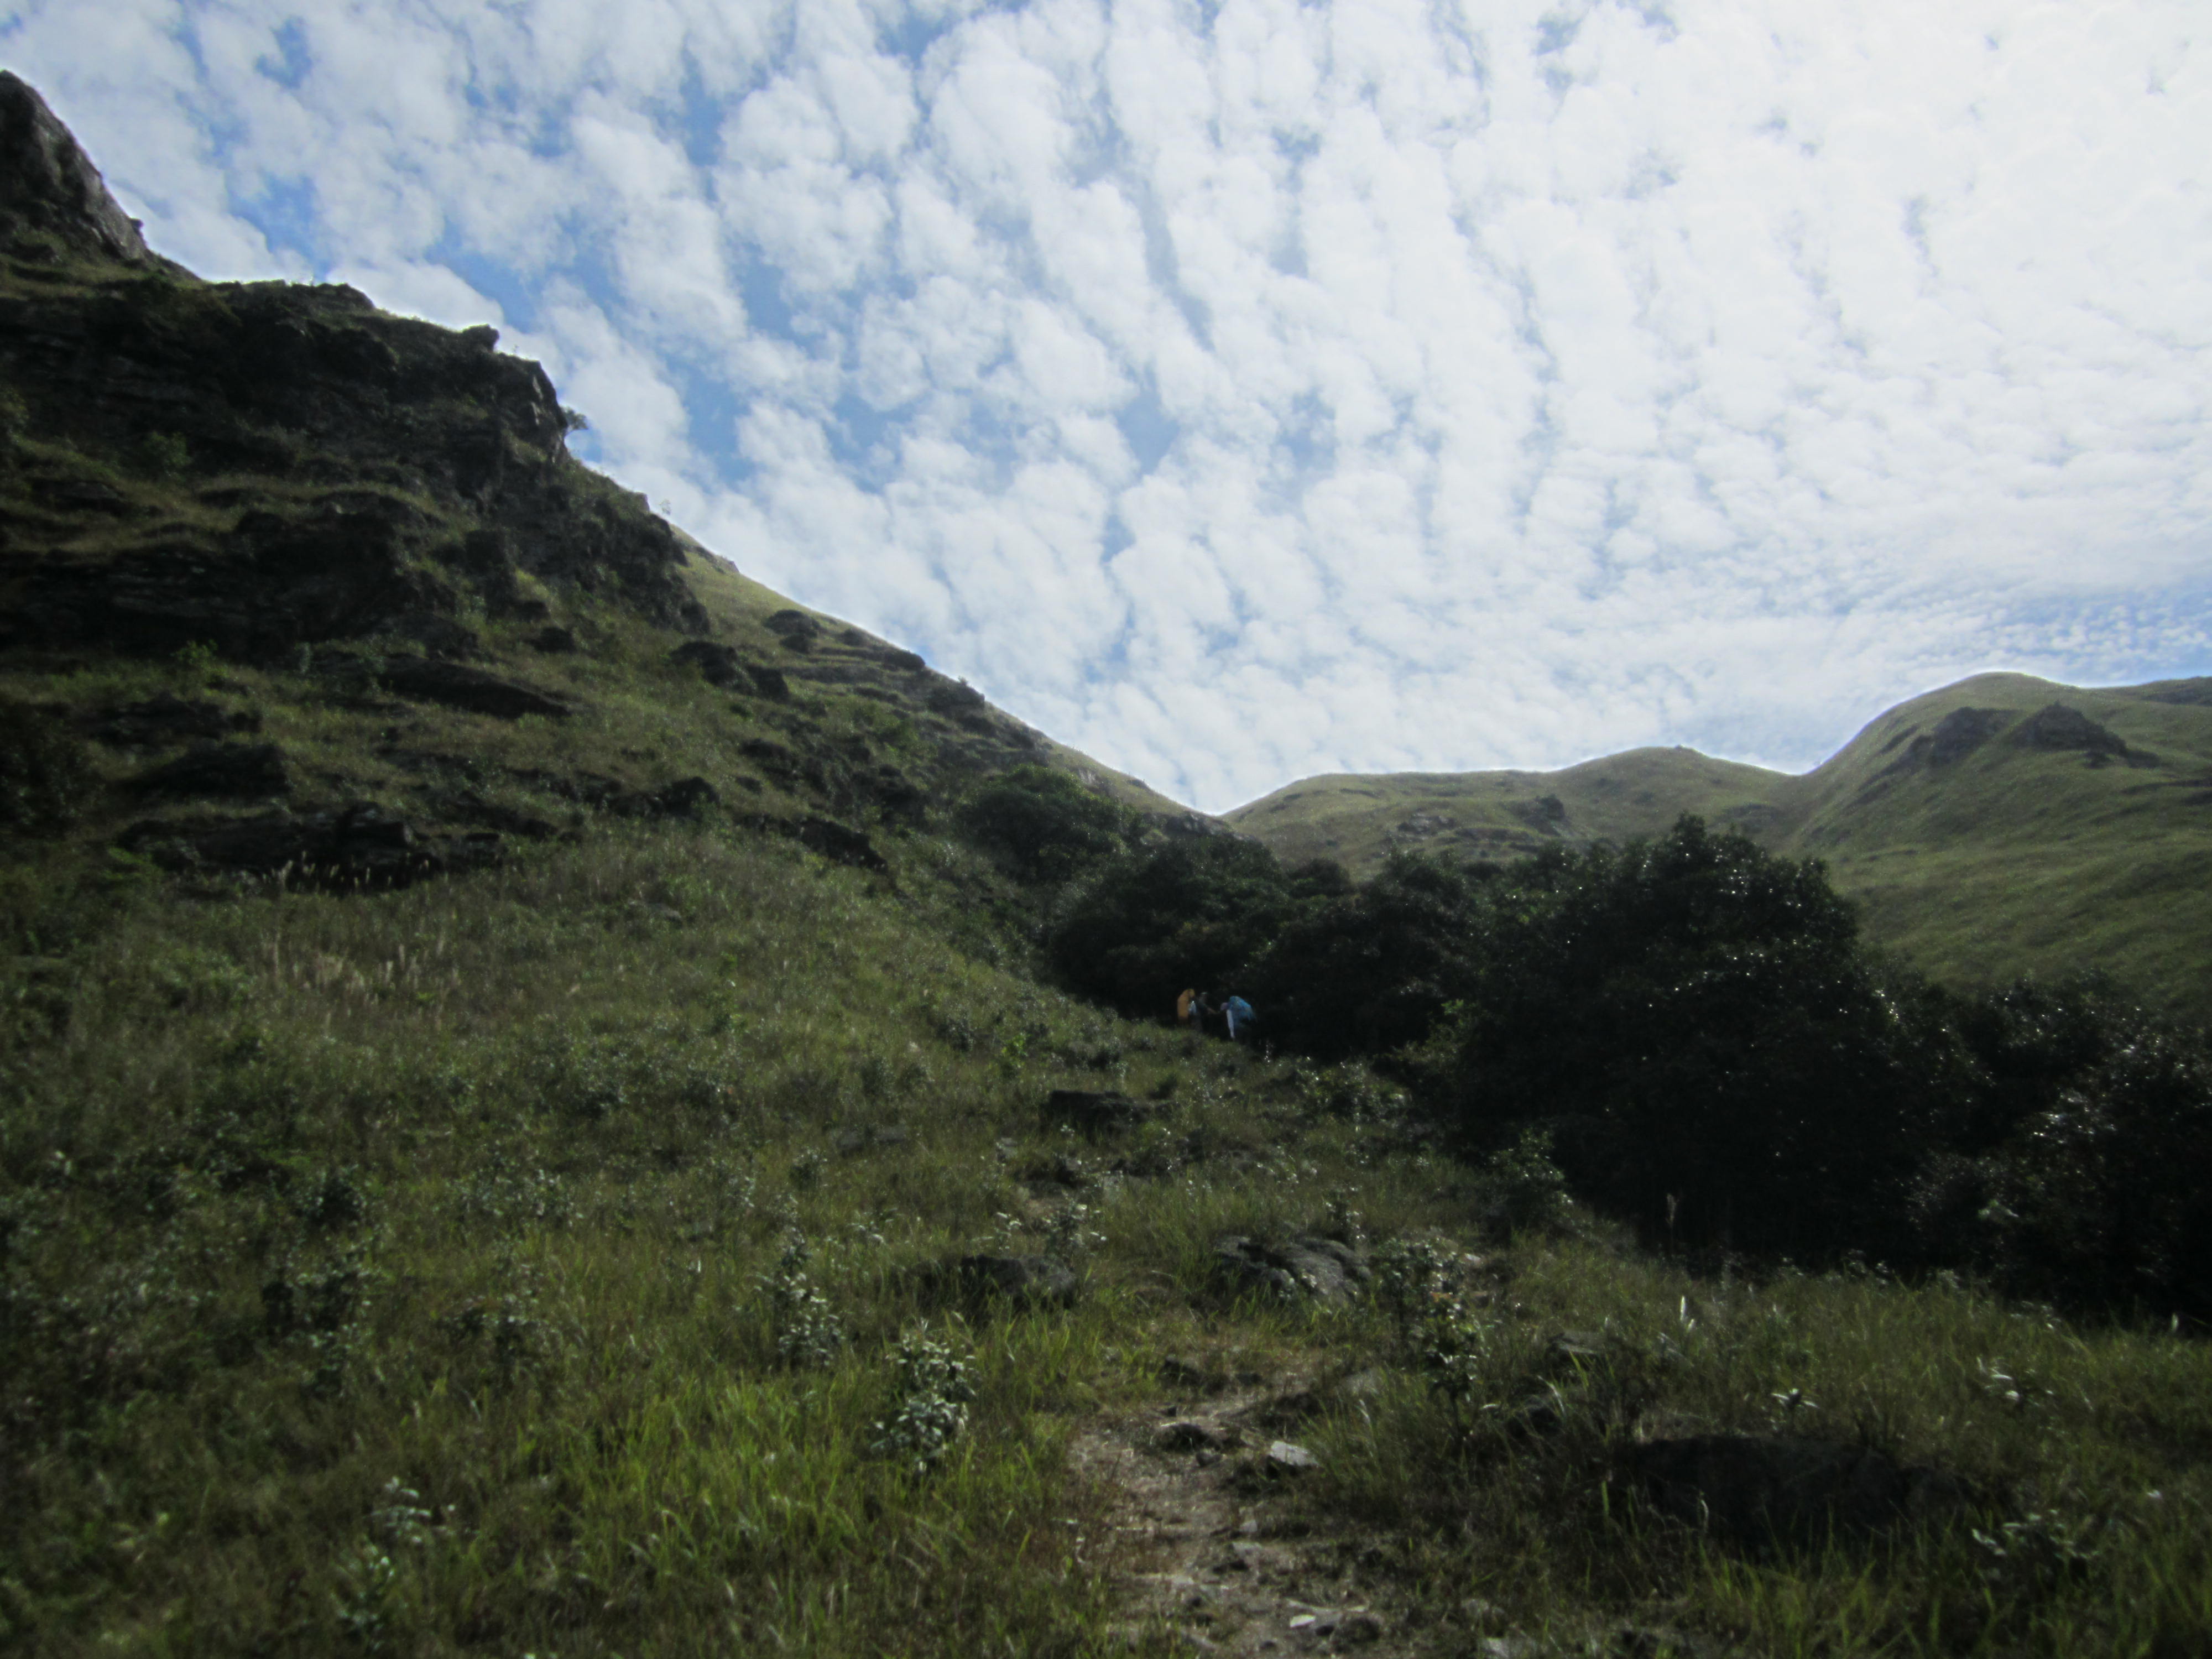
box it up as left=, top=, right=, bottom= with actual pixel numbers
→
left=116, top=804, right=502, bottom=890
left=1874, top=706, right=2010, bottom=778
left=84, top=693, right=260, bottom=748
left=2014, top=702, right=2153, bottom=766
left=1214, top=1235, right=1370, bottom=1301
left=0, top=79, right=1216, bottom=902
left=0, top=84, right=705, bottom=662
left=372, top=656, right=570, bottom=721
left=0, top=73, right=155, bottom=267
left=125, top=741, right=288, bottom=800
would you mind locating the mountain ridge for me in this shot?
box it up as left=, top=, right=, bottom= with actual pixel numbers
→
left=0, top=69, right=1207, bottom=896
left=1229, top=669, right=2212, bottom=1016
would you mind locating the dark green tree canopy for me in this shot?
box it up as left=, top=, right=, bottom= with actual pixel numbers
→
left=1048, top=835, right=1295, bottom=1016
left=956, top=765, right=1134, bottom=883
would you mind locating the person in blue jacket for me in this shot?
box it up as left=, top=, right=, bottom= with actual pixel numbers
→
left=1220, top=993, right=1255, bottom=1042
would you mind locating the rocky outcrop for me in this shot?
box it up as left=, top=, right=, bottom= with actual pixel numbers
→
left=1213, top=1235, right=1370, bottom=1301
left=1873, top=707, right=2010, bottom=781
left=793, top=816, right=886, bottom=870
left=0, top=86, right=707, bottom=664
left=2013, top=702, right=2154, bottom=767
left=670, top=640, right=745, bottom=687
left=85, top=694, right=260, bottom=748
left=0, top=73, right=153, bottom=265
left=116, top=804, right=502, bottom=890
left=125, top=742, right=288, bottom=800
left=373, top=656, right=570, bottom=721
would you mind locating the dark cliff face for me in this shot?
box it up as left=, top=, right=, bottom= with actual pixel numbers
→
left=0, top=77, right=704, bottom=661
left=0, top=72, right=154, bottom=267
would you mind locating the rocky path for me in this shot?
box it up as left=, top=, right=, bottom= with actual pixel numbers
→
left=1075, top=1361, right=1417, bottom=1657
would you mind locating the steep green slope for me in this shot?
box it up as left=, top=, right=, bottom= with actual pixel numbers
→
left=1229, top=673, right=2212, bottom=1016
left=0, top=69, right=1197, bottom=927
left=1778, top=672, right=2212, bottom=1012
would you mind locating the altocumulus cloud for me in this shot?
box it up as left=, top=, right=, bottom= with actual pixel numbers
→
left=8, top=0, right=2209, bottom=811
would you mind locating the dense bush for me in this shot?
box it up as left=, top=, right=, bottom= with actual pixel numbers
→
left=956, top=765, right=1134, bottom=883
left=1047, top=836, right=1298, bottom=1016
left=1916, top=980, right=2212, bottom=1317
left=1036, top=808, right=2212, bottom=1312
left=1245, top=851, right=1491, bottom=1060
left=1426, top=818, right=1966, bottom=1259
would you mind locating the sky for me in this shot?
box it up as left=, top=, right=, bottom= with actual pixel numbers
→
left=6, top=0, right=2208, bottom=812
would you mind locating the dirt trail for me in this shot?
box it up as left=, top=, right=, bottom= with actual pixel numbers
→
left=1074, top=1366, right=1428, bottom=1656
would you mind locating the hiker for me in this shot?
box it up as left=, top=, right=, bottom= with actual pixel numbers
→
left=1222, top=993, right=1255, bottom=1042
left=1176, top=987, right=1201, bottom=1031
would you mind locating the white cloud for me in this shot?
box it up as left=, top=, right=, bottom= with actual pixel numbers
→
left=9, top=0, right=2211, bottom=810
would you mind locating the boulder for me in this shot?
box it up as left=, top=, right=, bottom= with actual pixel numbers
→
left=670, top=639, right=745, bottom=687
left=796, top=817, right=886, bottom=872
left=376, top=656, right=570, bottom=720
left=765, top=609, right=821, bottom=651
left=1624, top=1433, right=1971, bottom=1551
left=925, top=677, right=987, bottom=716
left=116, top=804, right=500, bottom=890
left=86, top=694, right=259, bottom=748
left=375, top=612, right=481, bottom=659
left=126, top=742, right=288, bottom=800
left=1213, top=1236, right=1370, bottom=1302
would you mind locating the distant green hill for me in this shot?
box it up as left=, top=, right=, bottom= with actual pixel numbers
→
left=1228, top=673, right=2212, bottom=1018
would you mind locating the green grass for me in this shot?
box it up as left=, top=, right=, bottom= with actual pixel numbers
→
left=1289, top=1243, right=2212, bottom=1656
left=1227, top=672, right=2212, bottom=1021
left=5, top=811, right=2210, bottom=1653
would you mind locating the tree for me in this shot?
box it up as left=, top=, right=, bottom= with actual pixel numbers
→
left=1436, top=817, right=1959, bottom=1258
left=1245, top=851, right=1491, bottom=1060
left=1048, top=836, right=1296, bottom=1016
left=956, top=765, right=1133, bottom=884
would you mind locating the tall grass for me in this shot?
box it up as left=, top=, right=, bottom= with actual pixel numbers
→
left=3, top=716, right=2209, bottom=1655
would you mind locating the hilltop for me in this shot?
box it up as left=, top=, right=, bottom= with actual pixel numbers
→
left=1229, top=672, right=2212, bottom=1018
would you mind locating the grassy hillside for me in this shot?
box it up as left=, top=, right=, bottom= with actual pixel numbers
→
left=1229, top=748, right=1789, bottom=871
left=7, top=807, right=2211, bottom=1656
left=6, top=77, right=2212, bottom=1658
left=1229, top=674, right=2212, bottom=1019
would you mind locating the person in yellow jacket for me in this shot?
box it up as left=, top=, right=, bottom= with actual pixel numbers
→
left=1176, top=988, right=1205, bottom=1032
